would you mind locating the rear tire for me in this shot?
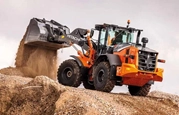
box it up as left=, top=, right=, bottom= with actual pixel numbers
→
left=93, top=61, right=115, bottom=92
left=128, top=84, right=151, bottom=96
left=57, top=59, right=81, bottom=87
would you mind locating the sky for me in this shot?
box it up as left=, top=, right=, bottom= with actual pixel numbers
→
left=0, top=0, right=179, bottom=95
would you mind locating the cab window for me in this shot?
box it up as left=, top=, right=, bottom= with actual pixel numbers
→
left=99, top=29, right=106, bottom=45
left=121, top=32, right=134, bottom=43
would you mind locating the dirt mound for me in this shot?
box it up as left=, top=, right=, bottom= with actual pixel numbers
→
left=0, top=32, right=58, bottom=80
left=0, top=74, right=178, bottom=115
left=6, top=76, right=64, bottom=115
left=0, top=67, right=24, bottom=76
left=0, top=74, right=64, bottom=115
left=149, top=91, right=179, bottom=107
left=0, top=74, right=32, bottom=114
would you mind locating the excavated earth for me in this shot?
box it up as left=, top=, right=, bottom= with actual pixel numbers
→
left=0, top=35, right=58, bottom=80
left=0, top=32, right=179, bottom=114
left=0, top=74, right=178, bottom=115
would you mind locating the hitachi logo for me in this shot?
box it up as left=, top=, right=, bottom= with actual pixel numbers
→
left=67, top=35, right=80, bottom=42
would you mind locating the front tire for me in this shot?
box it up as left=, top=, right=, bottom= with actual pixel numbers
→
left=128, top=84, right=151, bottom=96
left=93, top=61, right=115, bottom=92
left=57, top=59, right=81, bottom=87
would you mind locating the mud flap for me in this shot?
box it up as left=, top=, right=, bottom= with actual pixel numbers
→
left=110, top=65, right=117, bottom=80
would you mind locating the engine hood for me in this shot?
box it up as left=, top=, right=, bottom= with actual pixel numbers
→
left=137, top=45, right=158, bottom=53
left=113, top=43, right=131, bottom=52
left=113, top=43, right=158, bottom=53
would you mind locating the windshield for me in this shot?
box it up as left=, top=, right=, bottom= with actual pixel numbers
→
left=122, top=32, right=135, bottom=43
left=97, top=28, right=138, bottom=46
left=109, top=29, right=136, bottom=44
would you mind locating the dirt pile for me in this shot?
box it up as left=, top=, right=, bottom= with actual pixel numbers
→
left=0, top=34, right=58, bottom=80
left=0, top=74, right=178, bottom=115
left=0, top=74, right=63, bottom=115
left=0, top=67, right=24, bottom=76
left=149, top=91, right=179, bottom=107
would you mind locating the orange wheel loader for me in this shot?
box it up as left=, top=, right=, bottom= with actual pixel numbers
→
left=24, top=18, right=165, bottom=96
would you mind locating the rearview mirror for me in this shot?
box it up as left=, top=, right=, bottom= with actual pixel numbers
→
left=90, top=29, right=94, bottom=38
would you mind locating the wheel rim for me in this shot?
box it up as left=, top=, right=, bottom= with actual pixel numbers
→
left=62, top=67, right=73, bottom=79
left=97, top=69, right=105, bottom=82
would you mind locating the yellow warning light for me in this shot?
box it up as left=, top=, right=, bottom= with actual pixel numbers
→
left=127, top=20, right=130, bottom=24
left=61, top=35, right=65, bottom=38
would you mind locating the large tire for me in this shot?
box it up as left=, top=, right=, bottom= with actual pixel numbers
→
left=128, top=84, right=151, bottom=96
left=93, top=61, right=115, bottom=92
left=82, top=77, right=95, bottom=90
left=57, top=59, right=81, bottom=87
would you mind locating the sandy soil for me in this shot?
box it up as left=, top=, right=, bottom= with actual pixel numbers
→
left=0, top=74, right=178, bottom=115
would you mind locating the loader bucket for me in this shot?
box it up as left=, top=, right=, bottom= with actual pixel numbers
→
left=24, top=18, right=69, bottom=50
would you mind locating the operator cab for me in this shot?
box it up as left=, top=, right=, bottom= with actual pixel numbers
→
left=94, top=22, right=143, bottom=54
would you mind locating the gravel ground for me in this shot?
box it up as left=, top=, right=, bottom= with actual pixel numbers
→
left=1, top=74, right=178, bottom=115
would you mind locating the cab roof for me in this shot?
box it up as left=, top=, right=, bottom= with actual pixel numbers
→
left=95, top=23, right=143, bottom=32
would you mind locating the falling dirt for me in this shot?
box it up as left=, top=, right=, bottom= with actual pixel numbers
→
left=0, top=30, right=58, bottom=80
left=15, top=37, right=58, bottom=80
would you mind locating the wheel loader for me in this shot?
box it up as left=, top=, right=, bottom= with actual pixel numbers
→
left=24, top=18, right=165, bottom=96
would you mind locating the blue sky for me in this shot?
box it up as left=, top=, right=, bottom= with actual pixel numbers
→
left=0, top=0, right=178, bottom=95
